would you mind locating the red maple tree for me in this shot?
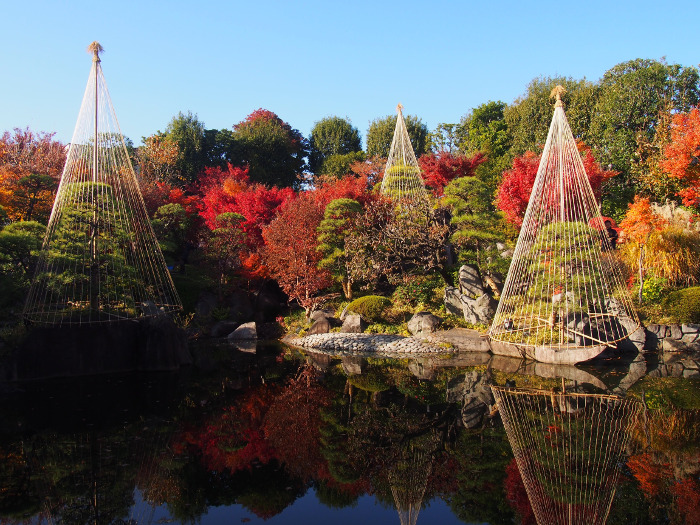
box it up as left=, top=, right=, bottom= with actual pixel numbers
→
left=418, top=151, right=487, bottom=196
left=661, top=107, right=700, bottom=207
left=262, top=194, right=332, bottom=316
left=496, top=144, right=616, bottom=227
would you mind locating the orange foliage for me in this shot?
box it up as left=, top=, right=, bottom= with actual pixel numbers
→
left=661, top=107, right=700, bottom=207
left=627, top=453, right=672, bottom=498
left=619, top=196, right=667, bottom=246
left=0, top=128, right=65, bottom=222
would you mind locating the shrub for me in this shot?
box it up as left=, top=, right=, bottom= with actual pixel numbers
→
left=663, top=286, right=700, bottom=324
left=392, top=274, right=444, bottom=308
left=346, top=295, right=392, bottom=322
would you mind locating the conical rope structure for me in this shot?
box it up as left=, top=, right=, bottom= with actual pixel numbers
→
left=24, top=43, right=181, bottom=325
left=489, top=87, right=639, bottom=363
left=380, top=104, right=428, bottom=205
left=492, top=385, right=643, bottom=525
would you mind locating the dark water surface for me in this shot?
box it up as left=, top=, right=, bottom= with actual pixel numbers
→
left=0, top=342, right=697, bottom=524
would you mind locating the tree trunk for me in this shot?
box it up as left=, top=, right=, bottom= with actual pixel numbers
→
left=342, top=277, right=353, bottom=300
left=638, top=246, right=645, bottom=303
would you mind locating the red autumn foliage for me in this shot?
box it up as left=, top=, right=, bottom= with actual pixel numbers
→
left=503, top=459, right=536, bottom=525
left=262, top=194, right=332, bottom=314
left=496, top=144, right=616, bottom=227
left=311, top=173, right=375, bottom=208
left=661, top=107, right=700, bottom=207
left=627, top=453, right=672, bottom=498
left=671, top=477, right=700, bottom=525
left=172, top=386, right=279, bottom=474
left=263, top=366, right=332, bottom=482
left=198, top=163, right=294, bottom=248
left=418, top=151, right=487, bottom=196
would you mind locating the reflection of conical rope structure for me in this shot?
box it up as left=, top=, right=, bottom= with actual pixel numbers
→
left=387, top=431, right=439, bottom=525
left=492, top=385, right=643, bottom=525
left=24, top=42, right=181, bottom=325
left=26, top=427, right=176, bottom=524
left=380, top=104, right=428, bottom=205
left=489, top=86, right=638, bottom=363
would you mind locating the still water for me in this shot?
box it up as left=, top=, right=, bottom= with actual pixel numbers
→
left=0, top=342, right=697, bottom=525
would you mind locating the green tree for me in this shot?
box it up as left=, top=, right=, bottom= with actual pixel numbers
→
left=0, top=220, right=45, bottom=307
left=458, top=101, right=511, bottom=158
left=504, top=76, right=598, bottom=156
left=589, top=59, right=699, bottom=208
left=151, top=203, right=190, bottom=272
left=317, top=151, right=366, bottom=178
left=233, top=109, right=308, bottom=188
left=443, top=174, right=505, bottom=273
left=317, top=198, right=363, bottom=299
left=429, top=123, right=460, bottom=153
left=309, top=117, right=362, bottom=175
left=366, top=114, right=429, bottom=158
left=163, top=111, right=208, bottom=184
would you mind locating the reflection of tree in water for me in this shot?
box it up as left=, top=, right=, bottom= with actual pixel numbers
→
left=0, top=424, right=177, bottom=525
left=492, top=386, right=643, bottom=525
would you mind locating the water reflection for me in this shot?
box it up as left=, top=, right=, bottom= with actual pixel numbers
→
left=0, top=343, right=696, bottom=524
left=492, top=386, right=643, bottom=525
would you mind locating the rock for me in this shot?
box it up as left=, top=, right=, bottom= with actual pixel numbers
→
left=646, top=324, right=663, bottom=336
left=682, top=323, right=700, bottom=333
left=307, top=317, right=331, bottom=335
left=444, top=286, right=464, bottom=317
left=211, top=321, right=239, bottom=338
left=340, top=314, right=367, bottom=333
left=459, top=264, right=486, bottom=298
left=407, top=311, right=443, bottom=336
left=230, top=340, right=257, bottom=353
left=663, top=338, right=686, bottom=352
left=670, top=324, right=683, bottom=340
left=462, top=293, right=497, bottom=325
left=227, top=322, right=257, bottom=340
left=310, top=309, right=336, bottom=323
left=342, top=356, right=365, bottom=375
left=195, top=291, right=218, bottom=317
left=408, top=359, right=436, bottom=380
left=428, top=328, right=491, bottom=352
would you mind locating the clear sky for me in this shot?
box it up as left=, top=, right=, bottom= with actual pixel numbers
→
left=2, top=0, right=698, bottom=147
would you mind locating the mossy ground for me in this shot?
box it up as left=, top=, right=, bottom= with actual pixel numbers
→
left=627, top=376, right=700, bottom=410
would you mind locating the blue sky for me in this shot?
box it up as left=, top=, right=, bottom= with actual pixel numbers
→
left=2, top=0, right=697, bottom=147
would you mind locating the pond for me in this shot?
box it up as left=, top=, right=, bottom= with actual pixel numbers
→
left=0, top=341, right=698, bottom=525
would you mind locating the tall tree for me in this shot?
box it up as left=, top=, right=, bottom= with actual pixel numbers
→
left=366, top=114, right=429, bottom=158
left=163, top=111, right=208, bottom=185
left=589, top=59, right=699, bottom=204
left=504, top=77, right=598, bottom=157
left=262, top=194, right=332, bottom=316
left=233, top=109, right=308, bottom=188
left=458, top=101, right=511, bottom=158
left=317, top=198, right=363, bottom=299
left=308, top=117, right=362, bottom=175
left=137, top=134, right=180, bottom=184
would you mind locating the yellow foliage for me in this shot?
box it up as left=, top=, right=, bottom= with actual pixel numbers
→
left=620, top=225, right=700, bottom=286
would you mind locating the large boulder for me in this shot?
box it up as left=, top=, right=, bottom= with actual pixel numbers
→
left=444, top=286, right=464, bottom=316
left=307, top=317, right=331, bottom=335
left=227, top=321, right=257, bottom=340
left=462, top=293, right=497, bottom=325
left=211, top=321, right=239, bottom=338
left=407, top=311, right=443, bottom=336
left=459, top=264, right=486, bottom=298
left=340, top=314, right=368, bottom=333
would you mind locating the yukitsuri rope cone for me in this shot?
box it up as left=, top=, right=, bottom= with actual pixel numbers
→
left=379, top=104, right=428, bottom=205
left=492, top=385, right=643, bottom=525
left=23, top=43, right=181, bottom=325
left=488, top=86, right=639, bottom=363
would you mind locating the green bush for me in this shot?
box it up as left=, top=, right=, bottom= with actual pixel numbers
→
left=392, top=274, right=444, bottom=308
left=346, top=295, right=392, bottom=322
left=663, top=286, right=700, bottom=324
